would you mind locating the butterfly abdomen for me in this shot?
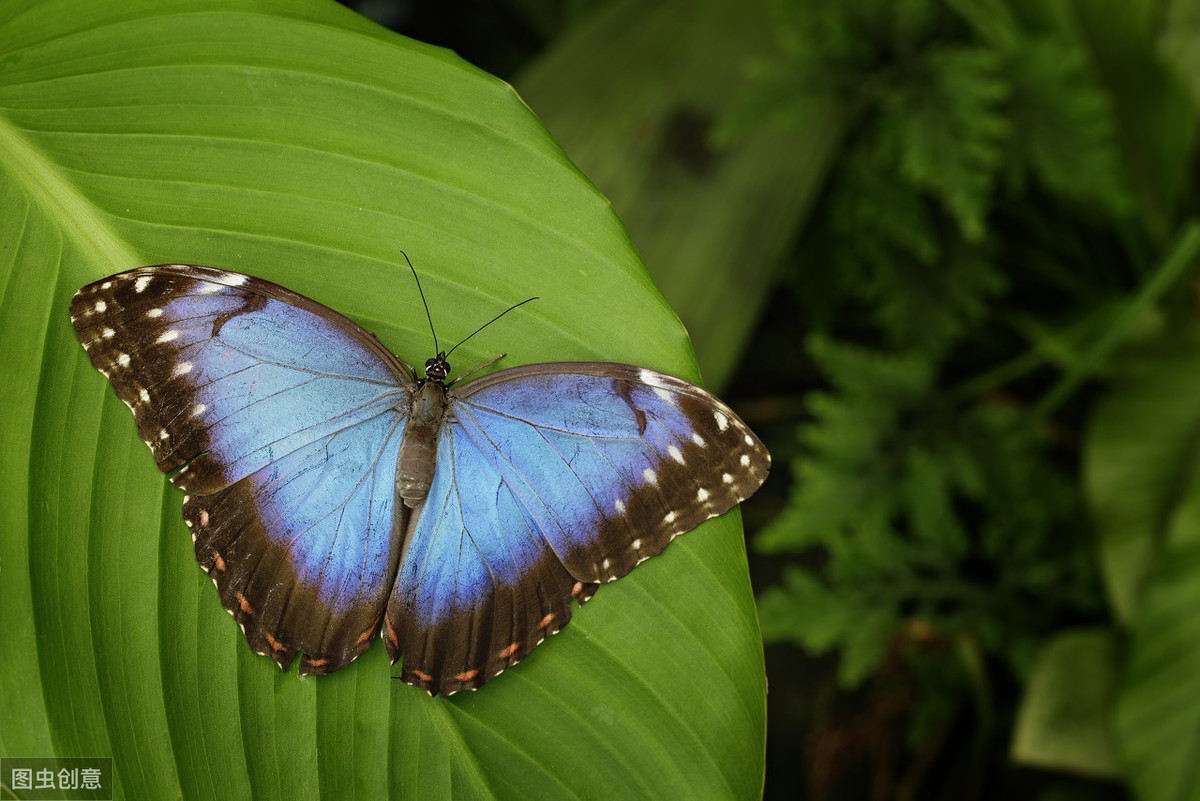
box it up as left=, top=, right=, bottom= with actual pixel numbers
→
left=396, top=380, right=448, bottom=507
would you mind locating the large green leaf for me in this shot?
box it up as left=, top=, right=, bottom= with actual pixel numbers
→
left=1115, top=464, right=1200, bottom=801
left=1085, top=325, right=1200, bottom=800
left=1052, top=0, right=1198, bottom=241
left=0, top=1, right=766, bottom=798
left=1009, top=628, right=1121, bottom=779
left=1084, top=321, right=1200, bottom=624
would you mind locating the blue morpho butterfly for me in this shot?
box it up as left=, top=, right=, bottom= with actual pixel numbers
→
left=69, top=261, right=770, bottom=695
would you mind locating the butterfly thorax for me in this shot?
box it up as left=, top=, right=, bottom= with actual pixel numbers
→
left=395, top=356, right=451, bottom=508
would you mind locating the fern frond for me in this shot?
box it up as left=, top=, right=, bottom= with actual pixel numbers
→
left=886, top=45, right=1011, bottom=241
left=1003, top=39, right=1131, bottom=213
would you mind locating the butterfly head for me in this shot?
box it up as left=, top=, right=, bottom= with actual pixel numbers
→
left=423, top=353, right=451, bottom=384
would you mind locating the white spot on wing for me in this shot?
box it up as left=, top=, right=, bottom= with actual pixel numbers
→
left=668, top=445, right=684, bottom=464
left=192, top=403, right=206, bottom=417
left=643, top=468, right=657, bottom=485
left=638, top=369, right=679, bottom=402
left=134, top=275, right=152, bottom=293
left=139, top=389, right=150, bottom=403
left=174, top=361, right=193, bottom=376
left=198, top=272, right=249, bottom=293
left=215, top=272, right=248, bottom=286
left=697, top=487, right=710, bottom=502
left=722, top=473, right=734, bottom=484
left=692, top=433, right=706, bottom=447
left=101, top=281, right=112, bottom=290
left=102, top=327, right=115, bottom=339
left=664, top=511, right=677, bottom=524
left=714, top=411, right=729, bottom=432
left=740, top=454, right=751, bottom=467
left=116, top=353, right=130, bottom=368
left=156, top=329, right=179, bottom=343
left=632, top=539, right=642, bottom=549
left=94, top=300, right=107, bottom=313
left=159, top=429, right=169, bottom=440
left=147, top=308, right=163, bottom=318
left=614, top=499, right=625, bottom=514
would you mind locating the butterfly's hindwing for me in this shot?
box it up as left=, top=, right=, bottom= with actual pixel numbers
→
left=383, top=403, right=601, bottom=694
left=187, top=413, right=406, bottom=673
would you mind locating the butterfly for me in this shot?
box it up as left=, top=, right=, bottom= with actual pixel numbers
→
left=69, top=263, right=770, bottom=695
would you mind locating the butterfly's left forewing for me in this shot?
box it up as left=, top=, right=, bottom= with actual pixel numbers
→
left=71, top=265, right=414, bottom=673
left=384, top=362, right=769, bottom=694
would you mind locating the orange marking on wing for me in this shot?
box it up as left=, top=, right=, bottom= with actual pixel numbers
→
left=383, top=612, right=399, bottom=649
left=199, top=509, right=210, bottom=527
left=353, top=609, right=384, bottom=647
left=411, top=668, right=433, bottom=682
left=571, top=581, right=584, bottom=597
left=211, top=550, right=226, bottom=573
left=306, top=657, right=329, bottom=668
left=498, top=642, right=519, bottom=659
left=235, top=592, right=253, bottom=615
left=264, top=631, right=284, bottom=652
left=455, top=669, right=479, bottom=682
left=538, top=612, right=555, bottom=629
left=355, top=625, right=376, bottom=647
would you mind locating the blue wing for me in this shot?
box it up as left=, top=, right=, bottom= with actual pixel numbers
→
left=384, top=362, right=769, bottom=695
left=73, top=266, right=772, bottom=690
left=184, top=412, right=405, bottom=671
left=71, top=265, right=412, bottom=672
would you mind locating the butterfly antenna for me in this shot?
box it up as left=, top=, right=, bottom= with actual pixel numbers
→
left=445, top=296, right=539, bottom=360
left=402, top=251, right=440, bottom=355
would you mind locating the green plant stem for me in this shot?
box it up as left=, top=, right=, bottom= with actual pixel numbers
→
left=1034, top=220, right=1200, bottom=418
left=947, top=346, right=1049, bottom=404
left=958, top=632, right=994, bottom=801
left=952, top=222, right=1200, bottom=410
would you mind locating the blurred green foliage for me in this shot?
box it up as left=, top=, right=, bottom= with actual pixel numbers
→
left=758, top=338, right=1101, bottom=688
left=731, top=0, right=1200, bottom=797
